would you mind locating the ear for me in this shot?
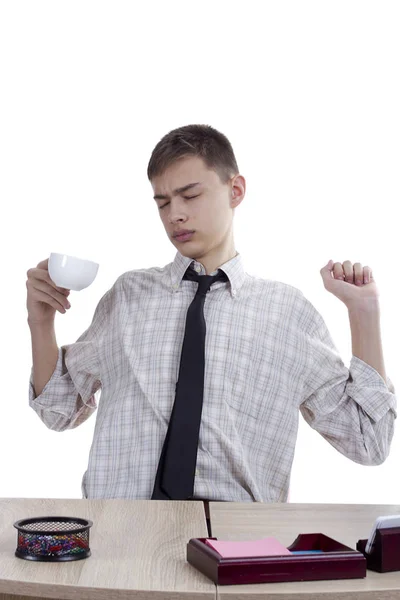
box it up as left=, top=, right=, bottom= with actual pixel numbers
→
left=231, top=174, right=246, bottom=207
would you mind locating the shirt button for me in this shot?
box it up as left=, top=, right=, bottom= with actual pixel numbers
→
left=195, top=468, right=199, bottom=476
left=195, top=266, right=201, bottom=273
left=232, top=289, right=236, bottom=296
left=173, top=283, right=179, bottom=290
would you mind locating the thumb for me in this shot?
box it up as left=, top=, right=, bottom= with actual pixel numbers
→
left=320, top=259, right=334, bottom=279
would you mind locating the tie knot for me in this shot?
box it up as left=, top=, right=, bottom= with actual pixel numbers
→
left=183, top=267, right=228, bottom=295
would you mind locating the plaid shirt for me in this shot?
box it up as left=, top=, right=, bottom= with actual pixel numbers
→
left=29, top=251, right=397, bottom=501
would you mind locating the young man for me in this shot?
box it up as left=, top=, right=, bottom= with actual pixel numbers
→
left=26, top=124, right=396, bottom=503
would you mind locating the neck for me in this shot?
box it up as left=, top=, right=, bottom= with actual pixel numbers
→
left=192, top=240, right=237, bottom=275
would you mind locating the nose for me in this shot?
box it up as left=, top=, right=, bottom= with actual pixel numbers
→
left=169, top=214, right=187, bottom=225
left=167, top=201, right=188, bottom=225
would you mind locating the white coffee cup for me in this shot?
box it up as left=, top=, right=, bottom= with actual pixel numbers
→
left=48, top=253, right=99, bottom=291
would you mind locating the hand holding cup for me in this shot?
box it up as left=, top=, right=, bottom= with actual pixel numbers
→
left=26, top=253, right=99, bottom=326
left=26, top=259, right=71, bottom=326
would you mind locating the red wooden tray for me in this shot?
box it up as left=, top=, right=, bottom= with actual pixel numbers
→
left=187, top=533, right=366, bottom=585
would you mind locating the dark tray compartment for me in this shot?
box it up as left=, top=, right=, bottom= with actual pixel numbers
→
left=187, top=533, right=366, bottom=585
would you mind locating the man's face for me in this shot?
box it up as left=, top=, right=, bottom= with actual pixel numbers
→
left=151, top=156, right=236, bottom=259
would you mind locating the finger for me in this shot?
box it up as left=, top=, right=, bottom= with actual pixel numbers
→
left=363, top=266, right=372, bottom=283
left=28, top=279, right=71, bottom=309
left=32, top=288, right=69, bottom=314
left=353, top=262, right=364, bottom=285
left=27, top=267, right=70, bottom=295
left=333, top=262, right=345, bottom=280
left=342, top=260, right=354, bottom=283
left=36, top=258, right=49, bottom=269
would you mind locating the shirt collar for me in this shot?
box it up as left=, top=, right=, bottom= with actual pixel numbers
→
left=168, top=251, right=245, bottom=298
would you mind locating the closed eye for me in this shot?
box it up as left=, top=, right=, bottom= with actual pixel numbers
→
left=159, top=194, right=200, bottom=209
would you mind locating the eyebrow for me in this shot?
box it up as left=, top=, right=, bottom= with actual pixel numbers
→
left=153, top=182, right=202, bottom=200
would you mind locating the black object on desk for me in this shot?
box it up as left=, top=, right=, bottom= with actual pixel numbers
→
left=357, top=526, right=400, bottom=573
left=13, top=516, right=93, bottom=561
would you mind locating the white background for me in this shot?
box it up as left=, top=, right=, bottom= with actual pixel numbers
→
left=0, top=0, right=398, bottom=503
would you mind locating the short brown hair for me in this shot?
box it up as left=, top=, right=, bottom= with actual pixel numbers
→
left=147, top=124, right=239, bottom=185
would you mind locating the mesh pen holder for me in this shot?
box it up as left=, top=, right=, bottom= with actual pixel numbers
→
left=13, top=516, right=93, bottom=561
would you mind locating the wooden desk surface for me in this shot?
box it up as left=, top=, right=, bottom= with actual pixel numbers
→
left=0, top=497, right=214, bottom=600
left=2, top=500, right=400, bottom=600
left=209, top=502, right=400, bottom=599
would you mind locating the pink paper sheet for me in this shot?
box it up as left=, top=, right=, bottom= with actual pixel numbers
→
left=205, top=537, right=292, bottom=558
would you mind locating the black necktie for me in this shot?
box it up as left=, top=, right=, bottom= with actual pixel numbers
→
left=151, top=265, right=228, bottom=500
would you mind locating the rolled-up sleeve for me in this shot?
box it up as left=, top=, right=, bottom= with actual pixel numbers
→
left=29, top=284, right=116, bottom=432
left=300, top=309, right=397, bottom=466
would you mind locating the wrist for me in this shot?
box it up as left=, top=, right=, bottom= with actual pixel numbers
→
left=347, top=298, right=381, bottom=315
left=28, top=317, right=55, bottom=331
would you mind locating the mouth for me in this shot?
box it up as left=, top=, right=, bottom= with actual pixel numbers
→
left=173, top=231, right=195, bottom=242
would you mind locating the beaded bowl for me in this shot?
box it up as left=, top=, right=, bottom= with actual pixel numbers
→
left=13, top=516, right=93, bottom=561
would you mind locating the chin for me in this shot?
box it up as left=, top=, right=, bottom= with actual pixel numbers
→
left=177, top=245, right=196, bottom=256
left=173, top=241, right=200, bottom=259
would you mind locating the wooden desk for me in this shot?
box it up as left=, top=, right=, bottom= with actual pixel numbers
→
left=0, top=498, right=214, bottom=600
left=2, top=500, right=400, bottom=599
left=209, top=502, right=400, bottom=599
